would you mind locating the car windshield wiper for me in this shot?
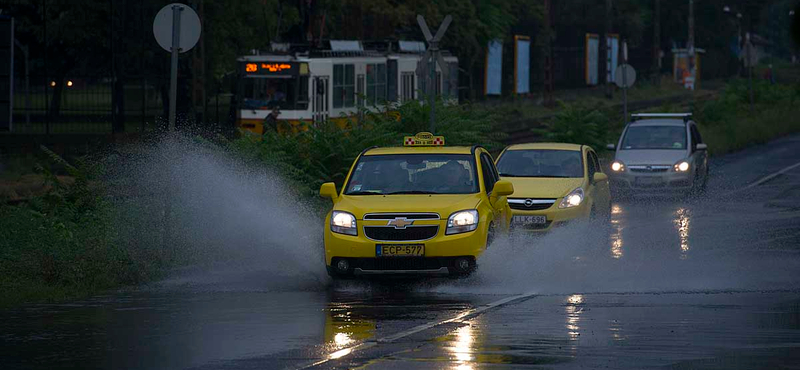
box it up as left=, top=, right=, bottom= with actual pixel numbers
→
left=386, top=190, right=441, bottom=195
left=346, top=191, right=382, bottom=195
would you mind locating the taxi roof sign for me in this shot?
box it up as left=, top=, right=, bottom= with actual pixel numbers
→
left=404, top=132, right=445, bottom=146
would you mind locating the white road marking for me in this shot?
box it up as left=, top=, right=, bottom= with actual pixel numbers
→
left=291, top=291, right=538, bottom=370
left=738, top=161, right=800, bottom=192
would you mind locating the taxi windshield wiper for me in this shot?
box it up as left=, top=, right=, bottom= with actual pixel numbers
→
left=347, top=190, right=382, bottom=195
left=386, top=190, right=440, bottom=195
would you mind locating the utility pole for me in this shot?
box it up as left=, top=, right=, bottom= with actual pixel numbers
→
left=604, top=0, right=613, bottom=99
left=543, top=0, right=554, bottom=106
left=191, top=0, right=205, bottom=126
left=687, top=0, right=695, bottom=90
left=653, top=0, right=660, bottom=84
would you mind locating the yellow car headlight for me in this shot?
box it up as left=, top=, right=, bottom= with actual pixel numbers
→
left=331, top=211, right=357, bottom=236
left=446, top=209, right=478, bottom=235
left=558, top=188, right=585, bottom=209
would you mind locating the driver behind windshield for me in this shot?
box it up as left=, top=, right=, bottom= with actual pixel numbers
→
left=432, top=161, right=471, bottom=193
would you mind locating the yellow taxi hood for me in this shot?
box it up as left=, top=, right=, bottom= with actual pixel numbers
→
left=501, top=177, right=585, bottom=198
left=335, top=194, right=481, bottom=219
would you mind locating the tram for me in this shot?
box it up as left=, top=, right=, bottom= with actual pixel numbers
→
left=235, top=41, right=458, bottom=134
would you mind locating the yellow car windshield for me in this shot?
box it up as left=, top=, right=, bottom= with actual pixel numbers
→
left=497, top=150, right=584, bottom=178
left=344, top=154, right=478, bottom=195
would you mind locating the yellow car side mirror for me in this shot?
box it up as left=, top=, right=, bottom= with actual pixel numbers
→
left=320, top=182, right=338, bottom=200
left=493, top=180, right=514, bottom=197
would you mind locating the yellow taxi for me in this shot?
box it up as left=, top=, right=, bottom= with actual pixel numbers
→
left=320, top=132, right=514, bottom=278
left=494, top=143, right=611, bottom=231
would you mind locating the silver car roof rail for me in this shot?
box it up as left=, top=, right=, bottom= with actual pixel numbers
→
left=631, top=113, right=692, bottom=123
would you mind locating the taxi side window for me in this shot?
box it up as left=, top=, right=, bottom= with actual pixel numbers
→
left=480, top=153, right=498, bottom=193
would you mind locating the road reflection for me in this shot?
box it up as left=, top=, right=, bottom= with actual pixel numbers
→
left=323, top=300, right=376, bottom=352
left=566, top=294, right=583, bottom=342
left=673, top=207, right=691, bottom=259
left=609, top=204, right=625, bottom=259
left=449, top=324, right=475, bottom=369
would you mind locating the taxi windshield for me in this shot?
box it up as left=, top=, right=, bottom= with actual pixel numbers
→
left=496, top=150, right=584, bottom=178
left=345, top=154, right=478, bottom=195
left=621, top=125, right=687, bottom=150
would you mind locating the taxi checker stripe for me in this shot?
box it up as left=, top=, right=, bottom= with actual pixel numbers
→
left=433, top=137, right=443, bottom=145
left=405, top=138, right=415, bottom=145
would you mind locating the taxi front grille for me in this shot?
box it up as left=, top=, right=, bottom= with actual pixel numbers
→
left=364, top=213, right=440, bottom=220
left=364, top=226, right=439, bottom=241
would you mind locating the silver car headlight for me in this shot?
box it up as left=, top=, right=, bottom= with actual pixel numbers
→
left=674, top=160, right=690, bottom=172
left=446, top=209, right=479, bottom=235
left=331, top=211, right=357, bottom=236
left=558, top=188, right=585, bottom=209
left=611, top=160, right=625, bottom=172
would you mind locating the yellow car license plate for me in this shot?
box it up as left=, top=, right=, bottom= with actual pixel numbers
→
left=376, top=244, right=425, bottom=257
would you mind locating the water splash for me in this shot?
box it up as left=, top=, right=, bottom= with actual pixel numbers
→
left=110, top=135, right=327, bottom=292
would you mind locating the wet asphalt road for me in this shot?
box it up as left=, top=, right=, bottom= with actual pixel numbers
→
left=2, top=135, right=800, bottom=370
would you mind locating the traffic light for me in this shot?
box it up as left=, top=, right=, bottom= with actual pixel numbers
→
left=0, top=16, right=12, bottom=131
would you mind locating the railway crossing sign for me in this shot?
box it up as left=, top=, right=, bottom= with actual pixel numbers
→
left=416, top=14, right=452, bottom=132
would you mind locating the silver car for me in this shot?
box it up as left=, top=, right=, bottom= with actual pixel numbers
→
left=606, top=113, right=708, bottom=196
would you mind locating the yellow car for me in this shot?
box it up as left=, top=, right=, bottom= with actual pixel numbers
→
left=494, top=143, right=611, bottom=231
left=320, top=132, right=514, bottom=278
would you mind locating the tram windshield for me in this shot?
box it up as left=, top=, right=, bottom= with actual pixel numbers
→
left=242, top=76, right=309, bottom=110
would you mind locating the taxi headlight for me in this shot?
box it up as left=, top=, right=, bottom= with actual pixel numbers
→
left=446, top=209, right=479, bottom=235
left=674, top=161, right=690, bottom=172
left=331, top=211, right=357, bottom=236
left=611, top=161, right=625, bottom=172
left=558, top=188, right=585, bottom=209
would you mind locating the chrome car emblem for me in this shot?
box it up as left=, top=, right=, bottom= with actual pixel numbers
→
left=387, top=217, right=414, bottom=229
left=524, top=199, right=534, bottom=207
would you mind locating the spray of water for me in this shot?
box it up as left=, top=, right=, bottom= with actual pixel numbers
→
left=110, top=135, right=327, bottom=292
left=107, top=136, right=799, bottom=297
left=430, top=196, right=800, bottom=296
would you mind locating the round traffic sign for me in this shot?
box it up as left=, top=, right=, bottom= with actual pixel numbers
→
left=614, top=64, right=636, bottom=88
left=153, top=3, right=201, bottom=53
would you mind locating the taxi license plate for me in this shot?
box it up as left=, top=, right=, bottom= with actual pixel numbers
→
left=376, top=244, right=425, bottom=257
left=513, top=215, right=547, bottom=225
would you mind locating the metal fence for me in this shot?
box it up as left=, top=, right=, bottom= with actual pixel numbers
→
left=11, top=74, right=169, bottom=134
left=0, top=0, right=197, bottom=137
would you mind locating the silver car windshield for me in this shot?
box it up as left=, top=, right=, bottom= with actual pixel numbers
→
left=621, top=126, right=687, bottom=150
left=496, top=150, right=584, bottom=178
left=344, top=154, right=478, bottom=195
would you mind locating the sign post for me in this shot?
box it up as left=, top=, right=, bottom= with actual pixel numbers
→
left=614, top=42, right=636, bottom=124
left=416, top=14, right=451, bottom=133
left=153, top=3, right=201, bottom=131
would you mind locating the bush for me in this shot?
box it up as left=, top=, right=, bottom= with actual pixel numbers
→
left=228, top=99, right=506, bottom=197
left=0, top=149, right=147, bottom=306
left=532, top=102, right=612, bottom=150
